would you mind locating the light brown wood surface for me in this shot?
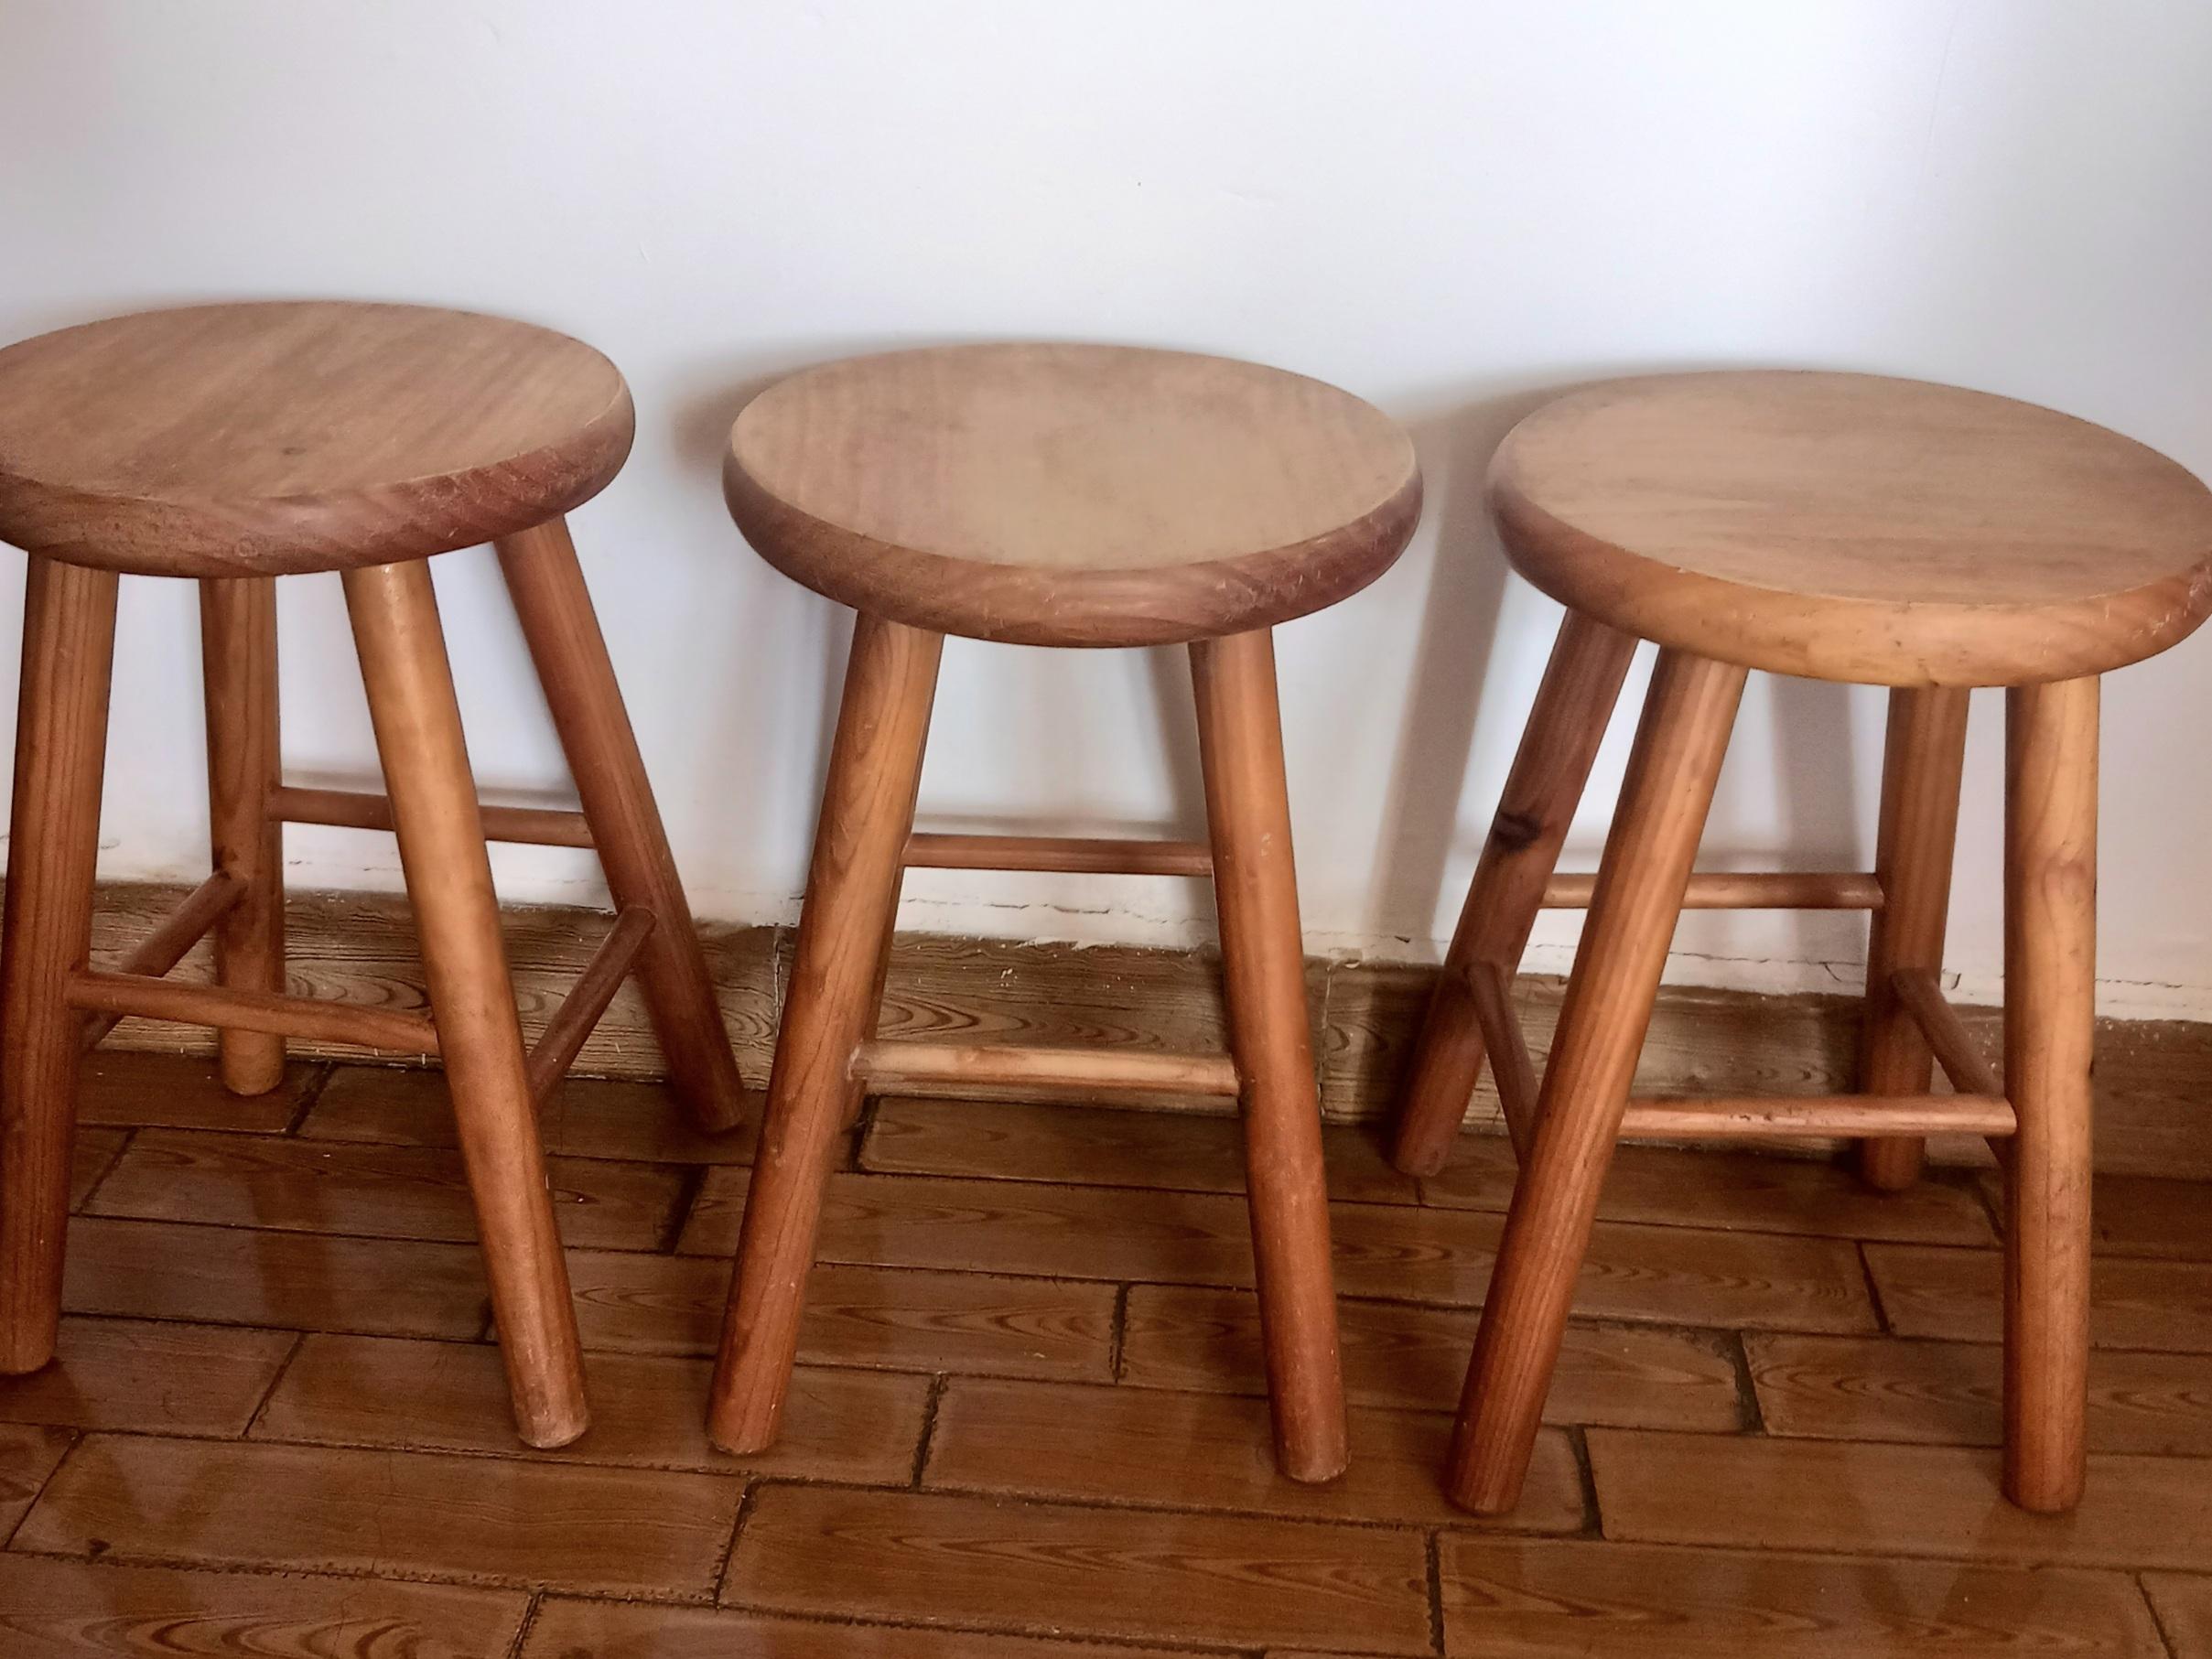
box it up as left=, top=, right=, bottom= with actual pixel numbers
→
left=1191, top=627, right=1348, bottom=1481
left=56, top=878, right=2212, bottom=1178
left=1448, top=648, right=1748, bottom=1513
left=1491, top=371, right=2212, bottom=684
left=710, top=614, right=943, bottom=1454
left=0, top=301, right=633, bottom=576
left=2002, top=673, right=2099, bottom=1511
left=1394, top=609, right=1637, bottom=1172
left=197, top=576, right=286, bottom=1094
left=728, top=1485, right=1434, bottom=1653
left=0, top=558, right=117, bottom=1374
left=726, top=343, right=1422, bottom=646
left=1855, top=686, right=1971, bottom=1190
left=0, top=1055, right=2200, bottom=1649
left=342, top=558, right=587, bottom=1449
left=494, top=516, right=750, bottom=1133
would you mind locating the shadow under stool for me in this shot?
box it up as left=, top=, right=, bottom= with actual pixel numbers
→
left=708, top=342, right=1423, bottom=1481
left=1388, top=370, right=2212, bottom=1515
left=0, top=300, right=746, bottom=1448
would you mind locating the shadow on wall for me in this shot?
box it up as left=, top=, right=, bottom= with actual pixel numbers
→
left=664, top=340, right=912, bottom=876
left=1364, top=375, right=1874, bottom=975
left=1363, top=386, right=1561, bottom=943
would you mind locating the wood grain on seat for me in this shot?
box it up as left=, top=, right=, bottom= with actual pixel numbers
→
left=1490, top=371, right=2212, bottom=684
left=0, top=301, right=633, bottom=576
left=725, top=343, right=1422, bottom=646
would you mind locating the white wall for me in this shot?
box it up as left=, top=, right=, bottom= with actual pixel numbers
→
left=4, top=0, right=2211, bottom=1017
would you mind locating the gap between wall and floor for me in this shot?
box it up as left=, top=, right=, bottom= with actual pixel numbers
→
left=61, top=879, right=2212, bottom=1181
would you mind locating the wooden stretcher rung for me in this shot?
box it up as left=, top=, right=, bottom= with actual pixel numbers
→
left=1622, top=1093, right=2016, bottom=1139
left=1890, top=964, right=2013, bottom=1172
left=524, top=907, right=656, bottom=1109
left=851, top=1038, right=1241, bottom=1097
left=1892, top=967, right=2003, bottom=1097
left=1465, top=962, right=1540, bottom=1158
left=271, top=784, right=594, bottom=850
left=67, top=968, right=440, bottom=1056
left=1542, top=871, right=1883, bottom=910
left=80, top=870, right=245, bottom=1050
left=903, top=832, right=1213, bottom=878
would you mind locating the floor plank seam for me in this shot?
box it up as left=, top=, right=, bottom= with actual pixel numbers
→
left=0, top=1427, right=79, bottom=1553
left=236, top=1330, right=308, bottom=1440
left=277, top=1061, right=339, bottom=1136
left=1855, top=1238, right=1894, bottom=1333
left=699, top=1592, right=1255, bottom=1654
left=707, top=1582, right=1263, bottom=1655
left=810, top=1469, right=1561, bottom=1539
left=1564, top=1424, right=1602, bottom=1538
left=709, top=1478, right=759, bottom=1607
left=1566, top=1524, right=2170, bottom=1575
left=851, top=1169, right=1424, bottom=1212
left=3, top=1537, right=725, bottom=1603
left=1110, top=1282, right=1132, bottom=1380
left=1721, top=1329, right=1767, bottom=1433
left=503, top=1588, right=545, bottom=1659
left=288, top=1127, right=755, bottom=1171
left=211, top=1424, right=784, bottom=1479
left=1422, top=1526, right=1447, bottom=1654
left=658, top=1161, right=713, bottom=1255
left=69, top=1127, right=135, bottom=1215
left=909, top=1373, right=947, bottom=1487
left=2134, top=1571, right=2185, bottom=1659
left=848, top=1090, right=884, bottom=1169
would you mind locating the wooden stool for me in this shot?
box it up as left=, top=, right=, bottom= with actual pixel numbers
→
left=0, top=301, right=747, bottom=1448
left=1391, top=372, right=2212, bottom=1515
left=708, top=344, right=1421, bottom=1481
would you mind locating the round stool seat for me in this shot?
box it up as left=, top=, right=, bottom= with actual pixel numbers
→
left=1490, top=371, right=2212, bottom=686
left=0, top=301, right=633, bottom=577
left=725, top=343, right=1422, bottom=647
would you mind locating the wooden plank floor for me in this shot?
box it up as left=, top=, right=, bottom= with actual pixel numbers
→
left=0, top=1054, right=2206, bottom=1654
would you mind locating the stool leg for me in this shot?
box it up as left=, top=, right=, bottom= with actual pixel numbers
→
left=1192, top=628, right=1348, bottom=1483
left=1446, top=649, right=1744, bottom=1513
left=200, top=577, right=287, bottom=1096
left=2002, top=673, right=2097, bottom=1513
left=1856, top=686, right=1970, bottom=1190
left=342, top=558, right=588, bottom=1449
left=709, top=614, right=941, bottom=1454
left=0, top=559, right=118, bottom=1374
left=1392, top=610, right=1637, bottom=1174
left=496, top=519, right=750, bottom=1134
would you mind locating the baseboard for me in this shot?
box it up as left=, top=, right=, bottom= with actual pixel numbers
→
left=74, top=879, right=2212, bottom=1180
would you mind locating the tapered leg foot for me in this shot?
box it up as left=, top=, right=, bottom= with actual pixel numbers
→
left=497, top=519, right=750, bottom=1134
left=344, top=558, right=588, bottom=1449
left=2002, top=674, right=2096, bottom=1513
left=1447, top=649, right=1745, bottom=1514
left=1857, top=686, right=1970, bottom=1191
left=0, top=559, right=118, bottom=1374
left=200, top=576, right=287, bottom=1096
left=1393, top=610, right=1635, bottom=1173
left=709, top=615, right=941, bottom=1455
left=1192, top=629, right=1348, bottom=1482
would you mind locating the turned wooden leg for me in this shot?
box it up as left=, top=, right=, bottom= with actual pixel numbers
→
left=1393, top=609, right=1637, bottom=1173
left=1447, top=649, right=1745, bottom=1513
left=1856, top=686, right=1970, bottom=1190
left=343, top=558, right=587, bottom=1449
left=496, top=519, right=750, bottom=1134
left=708, top=613, right=941, bottom=1454
left=0, top=559, right=119, bottom=1374
left=1192, top=628, right=1348, bottom=1483
left=2002, top=673, right=2097, bottom=1513
left=199, top=576, right=287, bottom=1096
